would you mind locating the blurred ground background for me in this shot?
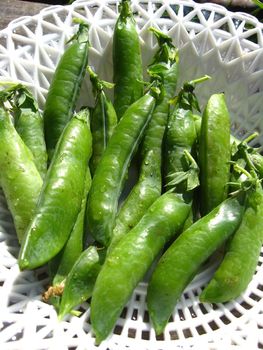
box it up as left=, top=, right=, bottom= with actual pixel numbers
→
left=21, top=0, right=263, bottom=20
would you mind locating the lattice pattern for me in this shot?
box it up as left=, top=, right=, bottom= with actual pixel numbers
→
left=0, top=1, right=263, bottom=349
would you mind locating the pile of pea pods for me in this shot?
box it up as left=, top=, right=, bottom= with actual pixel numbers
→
left=0, top=0, right=263, bottom=343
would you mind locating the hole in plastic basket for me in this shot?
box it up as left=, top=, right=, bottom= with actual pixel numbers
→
left=170, top=4, right=180, bottom=16
left=245, top=33, right=259, bottom=45
left=220, top=315, right=231, bottom=325
left=114, top=325, right=123, bottom=335
left=183, top=5, right=194, bottom=17
left=143, top=310, right=150, bottom=323
left=131, top=308, right=138, bottom=321
left=218, top=20, right=232, bottom=34
left=141, top=330, right=150, bottom=340
left=201, top=9, right=211, bottom=21
left=199, top=303, right=208, bottom=315
left=232, top=18, right=242, bottom=30
left=241, top=301, right=253, bottom=310
left=196, top=325, right=206, bottom=335
left=230, top=307, right=242, bottom=318
left=183, top=328, right=193, bottom=338
left=208, top=320, right=219, bottom=331
left=190, top=14, right=201, bottom=24
left=250, top=292, right=261, bottom=302
left=155, top=332, right=164, bottom=340
left=120, top=307, right=127, bottom=319
left=189, top=306, right=197, bottom=318
left=258, top=342, right=263, bottom=349
left=170, top=330, right=179, bottom=340
left=178, top=309, right=185, bottom=321
left=128, top=328, right=136, bottom=338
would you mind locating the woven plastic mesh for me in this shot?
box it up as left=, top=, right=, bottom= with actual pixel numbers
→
left=0, top=1, right=263, bottom=349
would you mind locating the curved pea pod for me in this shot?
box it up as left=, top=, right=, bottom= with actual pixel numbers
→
left=0, top=108, right=43, bottom=242
left=111, top=30, right=179, bottom=248
left=86, top=93, right=156, bottom=247
left=18, top=109, right=92, bottom=270
left=90, top=192, right=191, bottom=343
left=49, top=168, right=92, bottom=287
left=43, top=22, right=89, bottom=159
left=58, top=245, right=103, bottom=320
left=199, top=93, right=231, bottom=215
left=200, top=187, right=263, bottom=303
left=146, top=195, right=244, bottom=335
left=113, top=0, right=143, bottom=119
left=88, top=67, right=117, bottom=175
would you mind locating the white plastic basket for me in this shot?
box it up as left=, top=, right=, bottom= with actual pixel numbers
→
left=0, top=1, right=263, bottom=349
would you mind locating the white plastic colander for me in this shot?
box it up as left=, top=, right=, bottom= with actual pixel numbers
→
left=0, top=1, right=263, bottom=349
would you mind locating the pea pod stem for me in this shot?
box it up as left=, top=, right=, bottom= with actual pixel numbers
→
left=87, top=66, right=117, bottom=175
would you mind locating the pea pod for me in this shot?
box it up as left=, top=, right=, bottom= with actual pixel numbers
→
left=147, top=195, right=244, bottom=335
left=49, top=166, right=92, bottom=288
left=111, top=28, right=178, bottom=248
left=18, top=109, right=92, bottom=270
left=86, top=92, right=156, bottom=247
left=163, top=77, right=210, bottom=192
left=58, top=245, right=105, bottom=320
left=88, top=67, right=117, bottom=175
left=113, top=0, right=143, bottom=119
left=0, top=84, right=47, bottom=178
left=43, top=21, right=89, bottom=159
left=163, top=79, right=203, bottom=193
left=90, top=192, right=191, bottom=343
left=0, top=108, right=43, bottom=242
left=199, top=93, right=231, bottom=214
left=200, top=185, right=263, bottom=303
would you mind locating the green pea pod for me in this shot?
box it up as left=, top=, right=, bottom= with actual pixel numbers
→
left=50, top=167, right=92, bottom=287
left=15, top=110, right=47, bottom=179
left=58, top=245, right=103, bottom=320
left=86, top=92, right=156, bottom=247
left=0, top=108, right=43, bottom=242
left=192, top=116, right=263, bottom=185
left=18, top=109, right=92, bottom=270
left=111, top=28, right=179, bottom=248
left=0, top=83, right=47, bottom=178
left=146, top=195, right=244, bottom=335
left=43, top=21, right=89, bottom=160
left=199, top=93, right=231, bottom=215
left=200, top=187, right=263, bottom=303
left=163, top=77, right=210, bottom=194
left=164, top=108, right=197, bottom=193
left=88, top=67, right=117, bottom=175
left=90, top=192, right=191, bottom=343
left=113, top=0, right=143, bottom=119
